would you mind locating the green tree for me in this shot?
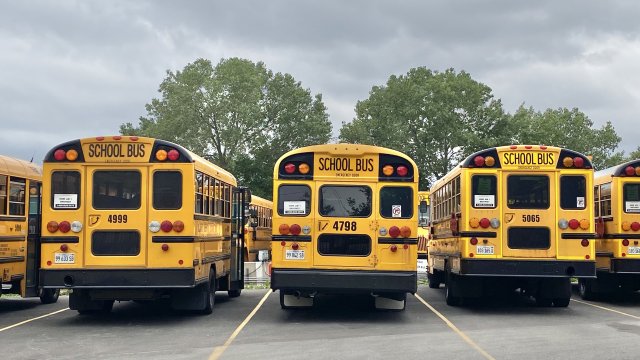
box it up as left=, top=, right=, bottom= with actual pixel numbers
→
left=121, top=58, right=331, bottom=198
left=340, top=68, right=509, bottom=189
left=511, top=106, right=622, bottom=169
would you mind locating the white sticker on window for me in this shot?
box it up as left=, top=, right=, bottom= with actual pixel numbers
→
left=391, top=205, right=402, bottom=217
left=626, top=201, right=640, bottom=213
left=283, top=201, right=306, bottom=215
left=576, top=197, right=585, bottom=208
left=53, top=194, right=77, bottom=209
left=474, top=195, right=495, bottom=208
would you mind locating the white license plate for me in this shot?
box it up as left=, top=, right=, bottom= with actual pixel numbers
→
left=476, top=246, right=494, bottom=255
left=629, top=247, right=640, bottom=255
left=285, top=250, right=305, bottom=260
left=54, top=252, right=75, bottom=264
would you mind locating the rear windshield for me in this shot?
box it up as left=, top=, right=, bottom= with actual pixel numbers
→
left=93, top=171, right=141, bottom=209
left=278, top=185, right=311, bottom=216
left=560, top=176, right=586, bottom=210
left=320, top=185, right=372, bottom=217
left=507, top=175, right=549, bottom=209
left=624, top=183, right=640, bottom=213
left=380, top=186, right=413, bottom=218
left=51, top=171, right=81, bottom=210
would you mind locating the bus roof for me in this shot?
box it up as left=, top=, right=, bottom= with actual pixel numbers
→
left=0, top=155, right=42, bottom=180
left=250, top=194, right=273, bottom=207
left=595, top=159, right=640, bottom=183
left=44, top=136, right=237, bottom=186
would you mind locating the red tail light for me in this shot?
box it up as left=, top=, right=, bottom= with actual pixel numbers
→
left=161, top=244, right=169, bottom=251
left=58, top=221, right=71, bottom=233
left=474, top=156, right=485, bottom=167
left=389, top=226, right=400, bottom=238
left=396, top=166, right=408, bottom=177
left=60, top=244, right=68, bottom=252
left=290, top=224, right=301, bottom=235
left=390, top=245, right=398, bottom=252
left=625, top=166, right=635, bottom=176
left=292, top=243, right=299, bottom=250
left=284, top=163, right=296, bottom=174
left=479, top=218, right=490, bottom=229
left=47, top=221, right=59, bottom=233
left=623, top=239, right=630, bottom=246
left=573, top=157, right=584, bottom=168
left=631, top=222, right=640, bottom=232
left=167, top=149, right=180, bottom=161
left=279, top=224, right=290, bottom=235
left=173, top=220, right=185, bottom=232
left=581, top=239, right=589, bottom=247
left=160, top=220, right=173, bottom=232
left=470, top=237, right=478, bottom=245
left=568, top=219, right=580, bottom=230
left=54, top=149, right=66, bottom=161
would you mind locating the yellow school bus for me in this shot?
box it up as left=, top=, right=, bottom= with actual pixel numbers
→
left=271, top=144, right=418, bottom=310
left=428, top=145, right=595, bottom=307
left=579, top=159, right=640, bottom=299
left=0, top=155, right=59, bottom=303
left=245, top=195, right=272, bottom=261
left=39, top=136, right=251, bottom=314
left=417, top=191, right=430, bottom=259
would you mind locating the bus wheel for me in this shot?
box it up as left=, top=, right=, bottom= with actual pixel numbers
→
left=427, top=271, right=441, bottom=289
left=228, top=289, right=242, bottom=298
left=552, top=297, right=570, bottom=307
left=201, top=272, right=216, bottom=315
left=445, top=274, right=461, bottom=306
left=535, top=297, right=553, bottom=307
left=279, top=290, right=312, bottom=309
left=578, top=279, right=594, bottom=300
left=39, top=289, right=60, bottom=304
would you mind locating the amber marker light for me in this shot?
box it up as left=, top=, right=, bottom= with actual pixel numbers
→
left=382, top=165, right=394, bottom=176
left=156, top=149, right=168, bottom=161
left=66, top=149, right=78, bottom=161
left=562, top=157, right=574, bottom=167
left=298, top=163, right=310, bottom=174
left=484, top=156, right=496, bottom=167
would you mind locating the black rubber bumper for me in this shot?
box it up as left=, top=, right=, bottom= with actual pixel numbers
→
left=271, top=269, right=417, bottom=293
left=460, top=259, right=596, bottom=278
left=40, top=268, right=196, bottom=288
left=611, top=259, right=640, bottom=273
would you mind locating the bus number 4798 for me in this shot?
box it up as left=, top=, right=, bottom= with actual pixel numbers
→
left=333, top=221, right=357, bottom=231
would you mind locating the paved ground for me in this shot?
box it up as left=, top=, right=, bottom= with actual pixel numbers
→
left=2, top=285, right=640, bottom=360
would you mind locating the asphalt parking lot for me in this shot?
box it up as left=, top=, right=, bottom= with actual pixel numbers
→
left=2, top=285, right=640, bottom=360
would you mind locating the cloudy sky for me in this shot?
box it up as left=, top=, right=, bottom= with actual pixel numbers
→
left=2, top=0, right=640, bottom=162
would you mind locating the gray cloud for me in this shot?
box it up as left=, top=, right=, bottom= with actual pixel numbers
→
left=1, top=0, right=639, bottom=164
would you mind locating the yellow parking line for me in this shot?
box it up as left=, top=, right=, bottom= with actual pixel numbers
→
left=571, top=298, right=640, bottom=320
left=414, top=294, right=496, bottom=360
left=0, top=307, right=69, bottom=332
left=209, top=290, right=271, bottom=360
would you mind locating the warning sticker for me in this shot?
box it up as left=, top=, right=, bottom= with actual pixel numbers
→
left=626, top=201, right=640, bottom=213
left=474, top=195, right=495, bottom=208
left=392, top=205, right=402, bottom=218
left=283, top=201, right=306, bottom=215
left=53, top=194, right=78, bottom=209
left=576, top=197, right=585, bottom=208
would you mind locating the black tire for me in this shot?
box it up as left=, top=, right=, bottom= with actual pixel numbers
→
left=427, top=271, right=441, bottom=289
left=445, top=273, right=461, bottom=306
left=228, top=289, right=242, bottom=298
left=536, top=297, right=553, bottom=307
left=39, top=289, right=60, bottom=304
left=553, top=297, right=570, bottom=308
left=578, top=279, right=594, bottom=300
left=201, top=271, right=216, bottom=315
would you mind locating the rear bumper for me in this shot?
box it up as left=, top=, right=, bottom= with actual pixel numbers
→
left=271, top=269, right=417, bottom=293
left=39, top=268, right=197, bottom=289
left=611, top=259, right=640, bottom=273
left=460, top=259, right=596, bottom=278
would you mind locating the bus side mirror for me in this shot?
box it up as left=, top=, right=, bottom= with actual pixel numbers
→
left=419, top=200, right=428, bottom=213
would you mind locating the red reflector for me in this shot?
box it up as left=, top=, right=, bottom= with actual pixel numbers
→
left=573, top=157, right=584, bottom=168
left=396, top=166, right=408, bottom=177
left=403, top=244, right=409, bottom=250
left=623, top=239, right=630, bottom=246
left=58, top=221, right=71, bottom=233
left=290, top=224, right=301, bottom=235
left=470, top=237, right=478, bottom=245
left=160, top=220, right=173, bottom=232
left=626, top=166, right=635, bottom=176
left=474, top=156, right=485, bottom=167
left=479, top=218, right=490, bottom=229
left=581, top=239, right=589, bottom=247
left=60, top=244, right=68, bottom=252
left=167, top=149, right=180, bottom=161
left=390, top=245, right=398, bottom=252
left=178, top=259, right=184, bottom=265
left=161, top=244, right=169, bottom=251
left=54, top=149, right=66, bottom=161
left=585, top=255, right=590, bottom=259
left=389, top=226, right=400, bottom=238
left=622, top=253, right=627, bottom=257
left=284, top=163, right=296, bottom=174
left=568, top=219, right=580, bottom=230
left=292, top=243, right=299, bottom=250
left=469, top=253, right=474, bottom=257
left=47, top=261, right=52, bottom=266
left=280, top=241, right=286, bottom=246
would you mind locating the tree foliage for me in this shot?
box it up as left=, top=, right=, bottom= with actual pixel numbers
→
left=121, top=58, right=331, bottom=198
left=340, top=68, right=510, bottom=189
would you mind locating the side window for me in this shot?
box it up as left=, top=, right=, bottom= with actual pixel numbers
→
left=560, top=176, right=586, bottom=210
left=51, top=171, right=81, bottom=210
left=380, top=186, right=413, bottom=218
left=601, top=183, right=612, bottom=216
left=594, top=186, right=600, bottom=217
left=278, top=185, right=311, bottom=216
left=472, top=175, right=497, bottom=209
left=9, top=177, right=26, bottom=216
left=195, top=172, right=203, bottom=214
left=0, top=175, right=7, bottom=215
left=153, top=171, right=182, bottom=210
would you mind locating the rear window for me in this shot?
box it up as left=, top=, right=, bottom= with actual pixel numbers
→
left=624, top=183, right=640, bottom=213
left=153, top=171, right=182, bottom=210
left=507, top=175, right=549, bottom=209
left=278, top=185, right=311, bottom=216
left=93, top=171, right=141, bottom=209
left=472, top=175, right=497, bottom=209
left=320, top=185, right=372, bottom=217
left=560, top=176, right=586, bottom=210
left=9, top=177, right=26, bottom=216
left=380, top=186, right=413, bottom=218
left=51, top=171, right=81, bottom=210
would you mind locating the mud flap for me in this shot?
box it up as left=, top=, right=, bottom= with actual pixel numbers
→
left=171, top=286, right=207, bottom=311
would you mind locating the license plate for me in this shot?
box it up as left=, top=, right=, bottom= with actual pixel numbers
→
left=285, top=250, right=305, bottom=260
left=628, top=247, right=640, bottom=255
left=54, top=252, right=75, bottom=264
left=476, top=246, right=494, bottom=255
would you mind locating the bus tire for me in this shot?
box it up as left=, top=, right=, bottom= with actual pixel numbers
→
left=201, top=271, right=216, bottom=315
left=578, top=279, right=594, bottom=300
left=445, top=273, right=461, bottom=306
left=39, top=289, right=60, bottom=304
left=535, top=297, right=553, bottom=307
left=228, top=289, right=242, bottom=298
left=553, top=297, right=570, bottom=307
left=427, top=271, right=441, bottom=289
